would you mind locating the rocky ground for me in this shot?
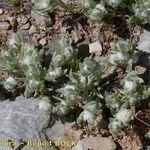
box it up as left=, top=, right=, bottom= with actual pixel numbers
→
left=0, top=1, right=150, bottom=150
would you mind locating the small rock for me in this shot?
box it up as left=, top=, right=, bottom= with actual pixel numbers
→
left=137, top=30, right=150, bottom=53
left=71, top=30, right=82, bottom=44
left=89, top=41, right=103, bottom=56
left=0, top=21, right=10, bottom=30
left=72, top=136, right=116, bottom=150
left=36, top=34, right=41, bottom=40
left=20, top=22, right=30, bottom=30
left=0, top=96, right=53, bottom=150
left=17, top=17, right=22, bottom=23
left=135, top=66, right=147, bottom=75
left=0, top=9, right=4, bottom=15
left=39, top=38, right=47, bottom=46
left=31, top=36, right=38, bottom=43
left=20, top=16, right=28, bottom=25
left=40, top=31, right=46, bottom=38
left=5, top=10, right=8, bottom=14
left=7, top=17, right=14, bottom=26
left=26, top=14, right=31, bottom=19
left=29, top=25, right=37, bottom=34
left=31, top=10, right=46, bottom=27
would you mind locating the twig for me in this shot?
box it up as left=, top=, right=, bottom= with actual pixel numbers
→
left=134, top=115, right=150, bottom=127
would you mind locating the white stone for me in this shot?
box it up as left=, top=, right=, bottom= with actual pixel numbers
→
left=20, top=16, right=28, bottom=25
left=137, top=30, right=150, bottom=53
left=20, top=23, right=30, bottom=30
left=0, top=21, right=10, bottom=30
left=39, top=38, right=47, bottom=45
left=89, top=41, right=103, bottom=56
left=29, top=25, right=37, bottom=34
left=0, top=9, right=4, bottom=15
left=17, top=17, right=22, bottom=23
left=7, top=17, right=14, bottom=25
left=72, top=136, right=116, bottom=150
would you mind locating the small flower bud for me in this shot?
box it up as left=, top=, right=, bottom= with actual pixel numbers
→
left=39, top=97, right=52, bottom=112
left=3, top=76, right=17, bottom=91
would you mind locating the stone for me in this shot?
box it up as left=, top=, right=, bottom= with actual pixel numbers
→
left=7, top=17, right=14, bottom=26
left=135, top=66, right=147, bottom=75
left=71, top=30, right=82, bottom=44
left=32, top=36, right=38, bottom=43
left=46, top=120, right=74, bottom=141
left=0, top=96, right=55, bottom=150
left=20, top=23, right=30, bottom=30
left=22, top=145, right=55, bottom=150
left=46, top=120, right=75, bottom=149
left=39, top=38, right=47, bottom=46
left=137, top=30, right=150, bottom=53
left=89, top=41, right=103, bottom=56
left=0, top=9, right=4, bottom=15
left=31, top=10, right=46, bottom=27
left=29, top=25, right=37, bottom=34
left=72, top=136, right=116, bottom=150
left=31, top=10, right=52, bottom=27
left=20, top=16, right=28, bottom=25
left=0, top=21, right=10, bottom=30
left=17, top=17, right=22, bottom=23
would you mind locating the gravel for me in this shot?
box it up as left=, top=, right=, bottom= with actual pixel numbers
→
left=29, top=25, right=37, bottom=34
left=20, top=22, right=30, bottom=30
left=0, top=8, right=4, bottom=15
left=39, top=38, right=47, bottom=46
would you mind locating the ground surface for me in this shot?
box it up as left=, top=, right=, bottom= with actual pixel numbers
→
left=0, top=1, right=150, bottom=150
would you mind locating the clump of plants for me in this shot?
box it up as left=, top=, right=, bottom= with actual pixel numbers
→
left=31, top=0, right=150, bottom=25
left=0, top=32, right=150, bottom=134
left=1, top=0, right=150, bottom=137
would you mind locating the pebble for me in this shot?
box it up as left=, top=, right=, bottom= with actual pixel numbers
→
left=36, top=34, right=41, bottom=40
left=0, top=21, right=10, bottom=30
left=0, top=9, right=4, bottom=15
left=29, top=25, right=37, bottom=34
left=40, top=31, right=46, bottom=38
left=31, top=10, right=47, bottom=27
left=135, top=66, right=147, bottom=75
left=20, top=22, right=30, bottom=30
left=7, top=17, right=14, bottom=26
left=17, top=17, right=22, bottom=23
left=137, top=30, right=150, bottom=53
left=20, top=16, right=28, bottom=25
left=89, top=41, right=103, bottom=56
left=31, top=36, right=38, bottom=43
left=39, top=38, right=47, bottom=46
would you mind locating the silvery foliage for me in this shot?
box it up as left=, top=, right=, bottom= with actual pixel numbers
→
left=88, top=4, right=106, bottom=21
left=76, top=0, right=95, bottom=9
left=145, top=131, right=150, bottom=139
left=31, top=0, right=150, bottom=25
left=0, top=33, right=45, bottom=97
left=109, top=38, right=138, bottom=67
left=32, top=0, right=60, bottom=12
left=105, top=0, right=123, bottom=7
left=133, top=0, right=150, bottom=25
left=3, top=76, right=18, bottom=91
left=77, top=101, right=102, bottom=124
left=45, top=33, right=77, bottom=82
left=106, top=64, right=150, bottom=133
left=1, top=33, right=150, bottom=134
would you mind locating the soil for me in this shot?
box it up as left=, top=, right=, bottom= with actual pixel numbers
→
left=0, top=1, right=150, bottom=150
